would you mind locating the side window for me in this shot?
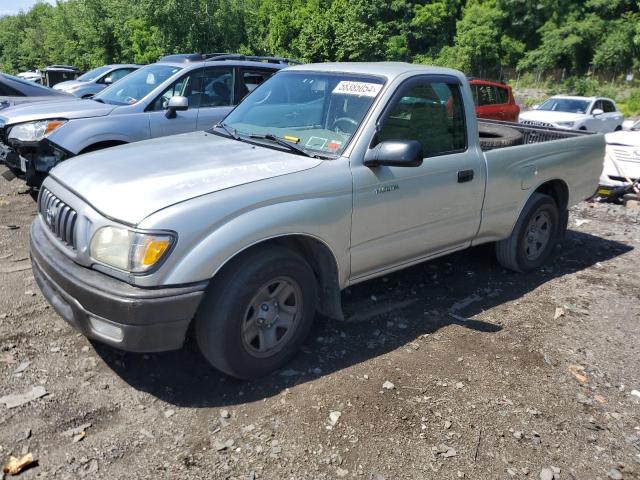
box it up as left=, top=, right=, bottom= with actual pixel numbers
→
left=496, top=87, right=509, bottom=104
left=377, top=80, right=466, bottom=157
left=477, top=85, right=497, bottom=106
left=238, top=69, right=273, bottom=101
left=200, top=67, right=234, bottom=107
left=107, top=68, right=135, bottom=83
left=602, top=100, right=616, bottom=113
left=592, top=100, right=603, bottom=113
left=150, top=70, right=202, bottom=111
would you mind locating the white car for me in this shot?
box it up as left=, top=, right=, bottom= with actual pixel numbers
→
left=17, top=71, right=42, bottom=84
left=520, top=95, right=624, bottom=133
left=599, top=119, right=640, bottom=189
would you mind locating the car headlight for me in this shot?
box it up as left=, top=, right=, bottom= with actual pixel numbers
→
left=556, top=121, right=575, bottom=128
left=8, top=119, right=67, bottom=142
left=90, top=226, right=176, bottom=273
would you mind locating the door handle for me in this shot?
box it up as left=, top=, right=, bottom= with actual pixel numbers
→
left=458, top=169, right=474, bottom=183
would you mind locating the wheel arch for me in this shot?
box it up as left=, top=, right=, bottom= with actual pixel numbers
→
left=79, top=140, right=128, bottom=154
left=533, top=179, right=569, bottom=211
left=212, top=234, right=344, bottom=321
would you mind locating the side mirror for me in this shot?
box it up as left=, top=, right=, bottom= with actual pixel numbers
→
left=364, top=140, right=423, bottom=168
left=165, top=96, right=188, bottom=119
left=531, top=104, right=540, bottom=110
left=592, top=108, right=604, bottom=116
left=104, top=77, right=113, bottom=85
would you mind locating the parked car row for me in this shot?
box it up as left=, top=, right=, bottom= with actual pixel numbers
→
left=0, top=54, right=293, bottom=186
left=53, top=64, right=142, bottom=98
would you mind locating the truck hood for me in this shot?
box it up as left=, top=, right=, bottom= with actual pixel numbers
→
left=519, top=110, right=584, bottom=123
left=0, top=98, right=114, bottom=125
left=50, top=131, right=324, bottom=225
left=605, top=130, right=640, bottom=147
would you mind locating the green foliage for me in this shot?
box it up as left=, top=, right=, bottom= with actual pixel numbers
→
left=0, top=0, right=638, bottom=81
left=618, top=89, right=640, bottom=117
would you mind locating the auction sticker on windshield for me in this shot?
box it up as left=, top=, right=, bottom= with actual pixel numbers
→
left=333, top=81, right=382, bottom=97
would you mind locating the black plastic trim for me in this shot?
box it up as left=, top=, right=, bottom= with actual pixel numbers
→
left=30, top=219, right=207, bottom=352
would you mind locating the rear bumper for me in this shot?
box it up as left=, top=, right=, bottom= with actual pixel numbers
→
left=30, top=219, right=207, bottom=352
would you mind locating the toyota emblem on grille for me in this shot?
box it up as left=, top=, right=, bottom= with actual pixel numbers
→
left=45, top=204, right=58, bottom=228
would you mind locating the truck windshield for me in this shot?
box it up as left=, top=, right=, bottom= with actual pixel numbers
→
left=93, top=64, right=182, bottom=106
left=77, top=66, right=111, bottom=82
left=223, top=71, right=385, bottom=156
left=538, top=98, right=590, bottom=114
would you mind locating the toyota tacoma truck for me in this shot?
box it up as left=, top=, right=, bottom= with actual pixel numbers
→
left=30, top=63, right=604, bottom=379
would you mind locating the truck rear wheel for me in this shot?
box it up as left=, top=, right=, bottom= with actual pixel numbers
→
left=195, top=246, right=317, bottom=379
left=495, top=193, right=559, bottom=272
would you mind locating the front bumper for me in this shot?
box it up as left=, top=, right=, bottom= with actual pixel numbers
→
left=3, top=138, right=72, bottom=187
left=30, top=219, right=208, bottom=352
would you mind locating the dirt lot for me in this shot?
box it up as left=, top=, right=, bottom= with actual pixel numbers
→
left=1, top=178, right=640, bottom=480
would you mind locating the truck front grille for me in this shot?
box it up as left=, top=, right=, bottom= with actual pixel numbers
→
left=38, top=188, right=78, bottom=249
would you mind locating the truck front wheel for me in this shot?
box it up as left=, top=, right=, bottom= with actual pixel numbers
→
left=495, top=193, right=559, bottom=272
left=195, top=246, right=317, bottom=379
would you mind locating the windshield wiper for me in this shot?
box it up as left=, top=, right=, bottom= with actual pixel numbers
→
left=248, top=133, right=319, bottom=158
left=213, top=122, right=241, bottom=141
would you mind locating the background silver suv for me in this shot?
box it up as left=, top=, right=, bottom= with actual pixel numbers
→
left=0, top=54, right=297, bottom=187
left=53, top=64, right=141, bottom=98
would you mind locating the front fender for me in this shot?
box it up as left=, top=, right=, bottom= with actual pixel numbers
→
left=136, top=161, right=353, bottom=289
left=48, top=112, right=150, bottom=154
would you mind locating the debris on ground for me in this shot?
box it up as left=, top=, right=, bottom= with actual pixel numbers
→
left=607, top=469, right=623, bottom=480
left=3, top=453, right=37, bottom=475
left=382, top=381, right=395, bottom=390
left=62, top=423, right=91, bottom=443
left=568, top=365, right=588, bottom=384
left=328, top=411, right=342, bottom=429
left=0, top=386, right=47, bottom=409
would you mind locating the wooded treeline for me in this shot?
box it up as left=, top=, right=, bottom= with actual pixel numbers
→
left=1, top=0, right=639, bottom=80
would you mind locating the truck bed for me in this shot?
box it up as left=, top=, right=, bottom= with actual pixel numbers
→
left=479, top=119, right=594, bottom=152
left=474, top=119, right=605, bottom=245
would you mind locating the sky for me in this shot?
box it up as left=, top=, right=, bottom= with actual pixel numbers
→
left=0, top=0, right=56, bottom=16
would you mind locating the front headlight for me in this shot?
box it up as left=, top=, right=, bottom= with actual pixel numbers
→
left=8, top=119, right=67, bottom=142
left=90, top=226, right=175, bottom=273
left=556, top=121, right=575, bottom=128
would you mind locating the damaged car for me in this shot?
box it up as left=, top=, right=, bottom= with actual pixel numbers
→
left=0, top=54, right=296, bottom=188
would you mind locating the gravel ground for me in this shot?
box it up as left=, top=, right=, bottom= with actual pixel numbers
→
left=1, top=178, right=640, bottom=480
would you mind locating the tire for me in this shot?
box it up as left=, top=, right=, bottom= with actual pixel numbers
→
left=195, top=245, right=317, bottom=379
left=615, top=125, right=622, bottom=131
left=478, top=123, right=524, bottom=150
left=495, top=193, right=559, bottom=272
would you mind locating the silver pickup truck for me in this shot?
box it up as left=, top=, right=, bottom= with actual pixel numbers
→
left=30, top=63, right=604, bottom=379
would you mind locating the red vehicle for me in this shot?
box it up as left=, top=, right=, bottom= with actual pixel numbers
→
left=469, top=79, right=520, bottom=122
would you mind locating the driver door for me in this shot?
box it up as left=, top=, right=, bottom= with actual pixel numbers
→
left=149, top=69, right=201, bottom=138
left=349, top=77, right=485, bottom=280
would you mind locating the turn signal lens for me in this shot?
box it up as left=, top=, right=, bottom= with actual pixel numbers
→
left=142, top=239, right=171, bottom=266
left=130, top=233, right=175, bottom=272
left=45, top=120, right=66, bottom=135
